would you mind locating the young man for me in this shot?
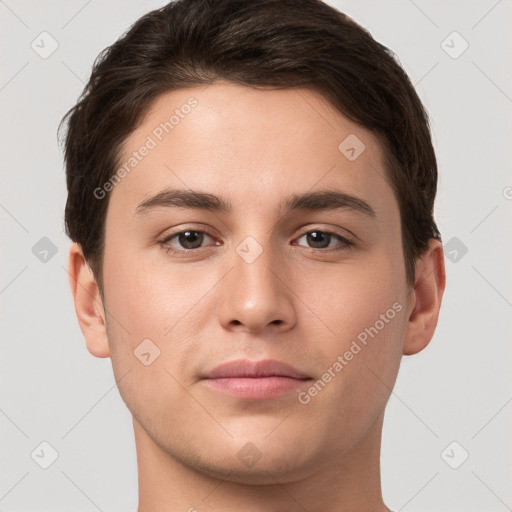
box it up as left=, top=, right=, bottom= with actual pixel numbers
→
left=61, top=0, right=445, bottom=510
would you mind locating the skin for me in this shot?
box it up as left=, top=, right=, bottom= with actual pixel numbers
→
left=68, top=82, right=445, bottom=512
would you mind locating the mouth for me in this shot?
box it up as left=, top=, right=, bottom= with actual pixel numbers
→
left=201, top=359, right=313, bottom=400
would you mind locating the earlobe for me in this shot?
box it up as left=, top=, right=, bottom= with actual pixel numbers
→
left=403, top=239, right=446, bottom=356
left=67, top=243, right=110, bottom=358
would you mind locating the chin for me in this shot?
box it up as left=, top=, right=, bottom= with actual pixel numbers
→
left=192, top=449, right=312, bottom=485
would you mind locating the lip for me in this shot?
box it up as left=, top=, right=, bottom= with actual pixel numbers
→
left=204, top=359, right=310, bottom=379
left=201, top=359, right=312, bottom=400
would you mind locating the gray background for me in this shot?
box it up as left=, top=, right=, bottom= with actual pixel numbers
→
left=1, top=0, right=511, bottom=510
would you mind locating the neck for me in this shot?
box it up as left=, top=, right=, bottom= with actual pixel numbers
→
left=134, top=413, right=389, bottom=512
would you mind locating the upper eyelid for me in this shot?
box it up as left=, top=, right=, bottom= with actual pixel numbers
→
left=295, top=225, right=354, bottom=243
left=297, top=229, right=352, bottom=241
left=160, top=226, right=216, bottom=242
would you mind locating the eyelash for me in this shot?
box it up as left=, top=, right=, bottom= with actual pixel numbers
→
left=158, top=227, right=354, bottom=255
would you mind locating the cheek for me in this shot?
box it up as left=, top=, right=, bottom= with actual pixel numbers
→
left=294, top=271, right=405, bottom=456
left=298, top=253, right=406, bottom=397
left=101, top=252, right=197, bottom=425
left=102, top=248, right=180, bottom=335
left=102, top=247, right=225, bottom=371
left=298, top=253, right=402, bottom=336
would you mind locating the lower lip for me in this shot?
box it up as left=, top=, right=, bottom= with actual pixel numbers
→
left=203, top=376, right=311, bottom=400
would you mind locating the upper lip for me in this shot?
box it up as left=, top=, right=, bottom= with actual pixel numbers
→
left=203, top=359, right=311, bottom=380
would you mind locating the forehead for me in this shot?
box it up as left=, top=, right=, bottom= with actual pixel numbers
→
left=109, top=82, right=396, bottom=221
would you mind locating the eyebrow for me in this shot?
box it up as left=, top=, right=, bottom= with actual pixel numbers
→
left=134, top=188, right=376, bottom=219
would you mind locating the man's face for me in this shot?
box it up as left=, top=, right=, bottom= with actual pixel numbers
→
left=100, top=82, right=411, bottom=482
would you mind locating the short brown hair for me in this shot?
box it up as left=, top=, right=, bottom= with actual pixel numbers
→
left=60, top=0, right=441, bottom=294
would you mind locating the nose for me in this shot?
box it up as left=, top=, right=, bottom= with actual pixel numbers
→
left=217, top=237, right=297, bottom=335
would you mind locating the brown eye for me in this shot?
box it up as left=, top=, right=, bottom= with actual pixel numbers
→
left=174, top=230, right=205, bottom=250
left=294, top=230, right=354, bottom=251
left=160, top=229, right=217, bottom=254
left=304, top=231, right=331, bottom=249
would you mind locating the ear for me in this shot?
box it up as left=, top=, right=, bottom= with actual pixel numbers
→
left=67, top=243, right=110, bottom=358
left=403, top=238, right=446, bottom=356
